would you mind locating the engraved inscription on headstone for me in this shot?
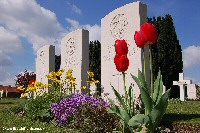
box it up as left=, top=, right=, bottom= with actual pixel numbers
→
left=101, top=2, right=150, bottom=101
left=61, top=29, right=89, bottom=91
left=36, top=45, right=55, bottom=95
left=110, top=14, right=128, bottom=40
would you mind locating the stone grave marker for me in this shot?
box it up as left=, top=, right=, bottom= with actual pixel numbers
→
left=101, top=1, right=150, bottom=100
left=173, top=73, right=192, bottom=101
left=187, top=84, right=197, bottom=100
left=36, top=45, right=55, bottom=94
left=61, top=29, right=89, bottom=93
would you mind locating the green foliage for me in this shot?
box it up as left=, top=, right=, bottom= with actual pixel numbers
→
left=108, top=83, right=147, bottom=132
left=162, top=101, right=200, bottom=132
left=197, top=86, right=200, bottom=98
left=148, top=15, right=183, bottom=94
left=131, top=70, right=171, bottom=133
left=89, top=40, right=101, bottom=94
left=69, top=102, right=121, bottom=133
left=24, top=90, right=64, bottom=122
left=15, top=69, right=36, bottom=89
left=0, top=98, right=80, bottom=133
left=169, top=98, right=183, bottom=104
left=55, top=54, right=61, bottom=72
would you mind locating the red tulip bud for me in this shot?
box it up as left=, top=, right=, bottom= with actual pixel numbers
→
left=115, top=40, right=128, bottom=55
left=114, top=54, right=129, bottom=72
left=134, top=22, right=158, bottom=48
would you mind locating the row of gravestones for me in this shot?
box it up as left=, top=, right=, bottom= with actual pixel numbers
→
left=36, top=1, right=198, bottom=101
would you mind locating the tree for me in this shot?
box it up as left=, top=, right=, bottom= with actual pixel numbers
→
left=15, top=69, right=36, bottom=88
left=89, top=40, right=101, bottom=94
left=55, top=55, right=61, bottom=72
left=148, top=15, right=183, bottom=98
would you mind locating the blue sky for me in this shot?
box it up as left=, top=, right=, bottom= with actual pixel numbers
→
left=0, top=0, right=200, bottom=86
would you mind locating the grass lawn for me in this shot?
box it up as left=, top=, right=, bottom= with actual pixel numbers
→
left=0, top=98, right=80, bottom=133
left=0, top=98, right=200, bottom=132
left=161, top=100, right=200, bottom=132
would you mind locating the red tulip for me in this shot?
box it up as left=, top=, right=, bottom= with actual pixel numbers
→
left=114, top=54, right=129, bottom=72
left=134, top=22, right=158, bottom=48
left=115, top=40, right=128, bottom=55
left=30, top=80, right=36, bottom=85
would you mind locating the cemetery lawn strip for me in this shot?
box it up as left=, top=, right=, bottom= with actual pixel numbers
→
left=0, top=98, right=80, bottom=133
left=162, top=101, right=200, bottom=131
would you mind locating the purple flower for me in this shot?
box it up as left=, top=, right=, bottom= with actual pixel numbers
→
left=51, top=93, right=109, bottom=126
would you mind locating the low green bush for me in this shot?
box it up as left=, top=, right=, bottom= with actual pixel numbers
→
left=24, top=91, right=66, bottom=122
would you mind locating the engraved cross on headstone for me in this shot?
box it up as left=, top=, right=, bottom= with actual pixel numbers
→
left=173, top=73, right=191, bottom=101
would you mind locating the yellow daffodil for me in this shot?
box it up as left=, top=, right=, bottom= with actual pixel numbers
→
left=81, top=86, right=87, bottom=90
left=36, top=90, right=43, bottom=96
left=21, top=93, right=28, bottom=98
left=17, top=86, right=25, bottom=91
left=87, top=71, right=94, bottom=77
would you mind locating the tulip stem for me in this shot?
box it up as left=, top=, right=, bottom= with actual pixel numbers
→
left=149, top=45, right=154, bottom=97
left=142, top=48, right=146, bottom=82
left=122, top=72, right=127, bottom=106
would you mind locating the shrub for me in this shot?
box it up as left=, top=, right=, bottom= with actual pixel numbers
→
left=15, top=69, right=36, bottom=89
left=24, top=90, right=65, bottom=122
left=51, top=93, right=121, bottom=133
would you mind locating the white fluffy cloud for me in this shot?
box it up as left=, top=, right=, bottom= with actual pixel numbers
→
left=183, top=45, right=200, bottom=69
left=0, top=26, right=23, bottom=54
left=66, top=18, right=101, bottom=41
left=0, top=0, right=66, bottom=86
left=67, top=2, right=82, bottom=15
left=0, top=0, right=65, bottom=53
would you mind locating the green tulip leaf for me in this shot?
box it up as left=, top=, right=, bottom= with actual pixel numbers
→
left=128, top=84, right=134, bottom=116
left=131, top=73, right=152, bottom=114
left=108, top=98, right=130, bottom=124
left=110, top=84, right=128, bottom=113
left=138, top=69, right=149, bottom=93
left=149, top=89, right=170, bottom=131
left=128, top=114, right=149, bottom=129
left=152, top=71, right=163, bottom=105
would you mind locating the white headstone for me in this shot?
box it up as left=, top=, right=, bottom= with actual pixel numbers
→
left=173, top=73, right=191, bottom=101
left=61, top=29, right=89, bottom=92
left=101, top=2, right=150, bottom=100
left=0, top=90, right=3, bottom=99
left=36, top=45, right=55, bottom=93
left=187, top=84, right=197, bottom=100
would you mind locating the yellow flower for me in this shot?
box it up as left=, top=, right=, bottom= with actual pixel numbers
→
left=87, top=71, right=94, bottom=77
left=66, top=70, right=73, bottom=79
left=36, top=90, right=43, bottom=96
left=81, top=86, right=87, bottom=90
left=59, top=68, right=65, bottom=73
left=17, top=86, right=25, bottom=91
left=21, top=93, right=27, bottom=98
left=94, top=80, right=99, bottom=84
left=35, top=82, right=43, bottom=88
left=46, top=73, right=53, bottom=79
left=86, top=80, right=93, bottom=85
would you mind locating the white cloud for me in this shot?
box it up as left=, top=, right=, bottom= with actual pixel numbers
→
left=0, top=26, right=23, bottom=54
left=67, top=2, right=82, bottom=15
left=0, top=0, right=66, bottom=86
left=0, top=66, right=15, bottom=86
left=0, top=0, right=65, bottom=53
left=66, top=18, right=101, bottom=42
left=0, top=50, right=12, bottom=66
left=183, top=45, right=200, bottom=69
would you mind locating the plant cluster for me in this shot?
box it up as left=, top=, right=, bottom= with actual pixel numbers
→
left=51, top=93, right=120, bottom=133
left=108, top=22, right=171, bottom=133
left=15, top=69, right=36, bottom=92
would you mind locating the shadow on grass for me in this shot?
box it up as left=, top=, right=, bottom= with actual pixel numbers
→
left=0, top=102, right=14, bottom=104
left=160, top=113, right=200, bottom=129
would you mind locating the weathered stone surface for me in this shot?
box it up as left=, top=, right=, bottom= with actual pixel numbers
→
left=36, top=45, right=55, bottom=93
left=61, top=29, right=89, bottom=92
left=101, top=2, right=150, bottom=100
